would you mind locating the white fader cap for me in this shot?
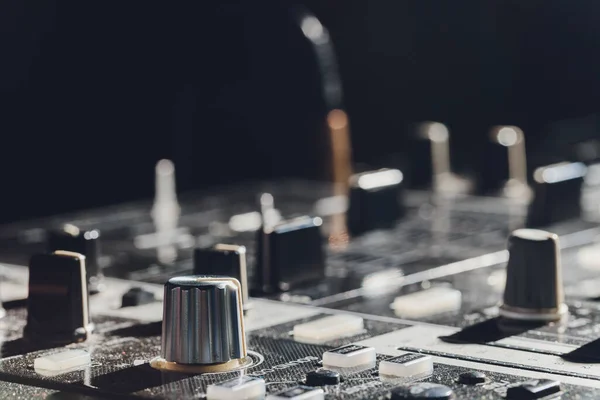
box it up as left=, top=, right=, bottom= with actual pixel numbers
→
left=322, top=344, right=376, bottom=368
left=379, top=353, right=433, bottom=378
left=293, top=314, right=364, bottom=344
left=34, top=349, right=91, bottom=376
left=206, top=376, right=266, bottom=400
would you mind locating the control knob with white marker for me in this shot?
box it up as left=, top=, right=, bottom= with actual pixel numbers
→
left=24, top=251, right=93, bottom=345
left=500, top=229, right=567, bottom=322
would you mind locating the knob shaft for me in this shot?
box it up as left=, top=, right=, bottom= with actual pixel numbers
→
left=500, top=229, right=567, bottom=321
left=161, top=276, right=247, bottom=366
left=47, top=224, right=103, bottom=293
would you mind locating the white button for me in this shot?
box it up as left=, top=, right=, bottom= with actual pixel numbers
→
left=390, top=287, right=462, bottom=319
left=267, top=385, right=324, bottom=400
left=293, top=315, right=364, bottom=344
left=206, top=376, right=266, bottom=400
left=34, top=349, right=91, bottom=374
left=323, top=344, right=376, bottom=368
left=379, top=353, right=433, bottom=377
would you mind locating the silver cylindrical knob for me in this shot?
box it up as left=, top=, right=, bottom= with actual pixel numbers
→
left=161, top=275, right=247, bottom=366
left=500, top=229, right=567, bottom=321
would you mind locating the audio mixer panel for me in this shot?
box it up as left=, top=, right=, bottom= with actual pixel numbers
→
left=0, top=171, right=600, bottom=398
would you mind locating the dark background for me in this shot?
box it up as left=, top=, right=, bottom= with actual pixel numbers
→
left=1, top=1, right=599, bottom=222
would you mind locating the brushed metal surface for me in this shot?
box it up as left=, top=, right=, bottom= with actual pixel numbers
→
left=161, top=275, right=246, bottom=364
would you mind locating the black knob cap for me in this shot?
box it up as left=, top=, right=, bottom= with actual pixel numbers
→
left=47, top=224, right=103, bottom=293
left=255, top=216, right=325, bottom=294
left=305, top=369, right=340, bottom=386
left=347, top=168, right=405, bottom=235
left=526, top=162, right=586, bottom=227
left=500, top=229, right=567, bottom=322
left=24, top=251, right=93, bottom=344
left=391, top=383, right=454, bottom=399
left=194, top=244, right=249, bottom=310
left=121, top=286, right=156, bottom=308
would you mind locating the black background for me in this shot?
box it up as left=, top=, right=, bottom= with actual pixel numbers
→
left=1, top=1, right=599, bottom=222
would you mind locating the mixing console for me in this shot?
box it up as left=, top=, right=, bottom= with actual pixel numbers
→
left=0, top=156, right=598, bottom=399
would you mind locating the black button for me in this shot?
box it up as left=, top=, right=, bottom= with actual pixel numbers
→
left=121, top=287, right=156, bottom=307
left=391, top=382, right=454, bottom=399
left=270, top=385, right=323, bottom=398
left=458, top=371, right=486, bottom=385
left=305, top=369, right=340, bottom=386
left=506, top=379, right=561, bottom=399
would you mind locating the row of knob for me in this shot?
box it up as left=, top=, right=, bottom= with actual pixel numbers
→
left=23, top=158, right=575, bottom=345
left=35, top=154, right=585, bottom=303
left=349, top=160, right=587, bottom=232
left=23, top=226, right=567, bottom=368
left=19, top=158, right=580, bottom=374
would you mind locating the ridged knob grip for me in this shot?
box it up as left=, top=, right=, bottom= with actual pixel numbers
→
left=500, top=229, right=567, bottom=321
left=161, top=276, right=246, bottom=365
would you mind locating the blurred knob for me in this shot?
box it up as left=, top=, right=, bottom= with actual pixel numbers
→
left=500, top=229, right=567, bottom=322
left=347, top=168, right=405, bottom=235
left=478, top=126, right=531, bottom=200
left=24, top=251, right=93, bottom=344
left=255, top=216, right=325, bottom=294
left=47, top=224, right=103, bottom=293
left=526, top=161, right=586, bottom=227
left=160, top=276, right=248, bottom=371
left=194, top=244, right=249, bottom=310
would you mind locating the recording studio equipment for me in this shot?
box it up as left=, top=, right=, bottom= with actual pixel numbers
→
left=3, top=6, right=600, bottom=400
left=0, top=152, right=599, bottom=398
left=0, top=142, right=597, bottom=399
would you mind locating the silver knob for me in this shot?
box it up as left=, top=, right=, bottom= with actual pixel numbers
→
left=160, top=275, right=247, bottom=370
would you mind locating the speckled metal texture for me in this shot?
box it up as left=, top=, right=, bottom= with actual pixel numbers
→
left=0, top=308, right=598, bottom=399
